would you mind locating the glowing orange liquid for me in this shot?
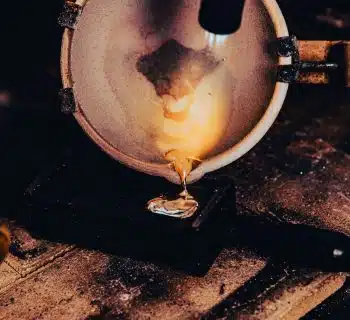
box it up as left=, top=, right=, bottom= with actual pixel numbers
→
left=164, top=149, right=199, bottom=199
left=146, top=150, right=199, bottom=218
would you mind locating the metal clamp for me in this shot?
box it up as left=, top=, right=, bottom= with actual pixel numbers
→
left=57, top=2, right=82, bottom=30
left=275, top=36, right=338, bottom=83
left=275, top=35, right=299, bottom=59
left=276, top=36, right=301, bottom=83
left=277, top=64, right=300, bottom=83
left=58, top=88, right=76, bottom=114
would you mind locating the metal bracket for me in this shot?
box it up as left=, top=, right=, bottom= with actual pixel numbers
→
left=276, top=36, right=300, bottom=83
left=275, top=36, right=338, bottom=84
left=275, top=35, right=299, bottom=58
left=277, top=65, right=300, bottom=83
left=58, top=88, right=76, bottom=114
left=57, top=2, right=82, bottom=30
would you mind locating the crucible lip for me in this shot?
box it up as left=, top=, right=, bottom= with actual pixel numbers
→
left=60, top=0, right=291, bottom=185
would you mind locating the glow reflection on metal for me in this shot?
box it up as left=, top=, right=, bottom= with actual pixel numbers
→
left=205, top=31, right=229, bottom=48
left=147, top=195, right=198, bottom=219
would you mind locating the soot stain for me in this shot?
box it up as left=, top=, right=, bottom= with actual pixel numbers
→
left=102, top=257, right=171, bottom=302
left=9, top=241, right=48, bottom=260
left=136, top=39, right=220, bottom=100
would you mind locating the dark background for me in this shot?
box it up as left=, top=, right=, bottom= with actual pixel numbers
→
left=1, top=0, right=350, bottom=111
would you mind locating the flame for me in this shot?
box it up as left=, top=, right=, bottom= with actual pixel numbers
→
left=156, top=68, right=229, bottom=161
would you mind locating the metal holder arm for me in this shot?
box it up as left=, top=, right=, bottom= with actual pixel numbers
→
left=276, top=36, right=339, bottom=84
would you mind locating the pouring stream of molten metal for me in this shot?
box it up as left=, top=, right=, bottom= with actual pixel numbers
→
left=147, top=41, right=228, bottom=218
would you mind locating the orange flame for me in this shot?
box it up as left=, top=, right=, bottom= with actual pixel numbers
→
left=157, top=66, right=230, bottom=161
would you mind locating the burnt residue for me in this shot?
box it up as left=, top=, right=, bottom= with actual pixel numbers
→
left=7, top=227, right=49, bottom=260
left=82, top=257, right=174, bottom=318
left=103, top=257, right=171, bottom=302
left=9, top=242, right=48, bottom=260
left=136, top=39, right=220, bottom=100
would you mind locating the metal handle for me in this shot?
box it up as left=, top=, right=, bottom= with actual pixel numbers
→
left=276, top=36, right=350, bottom=86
